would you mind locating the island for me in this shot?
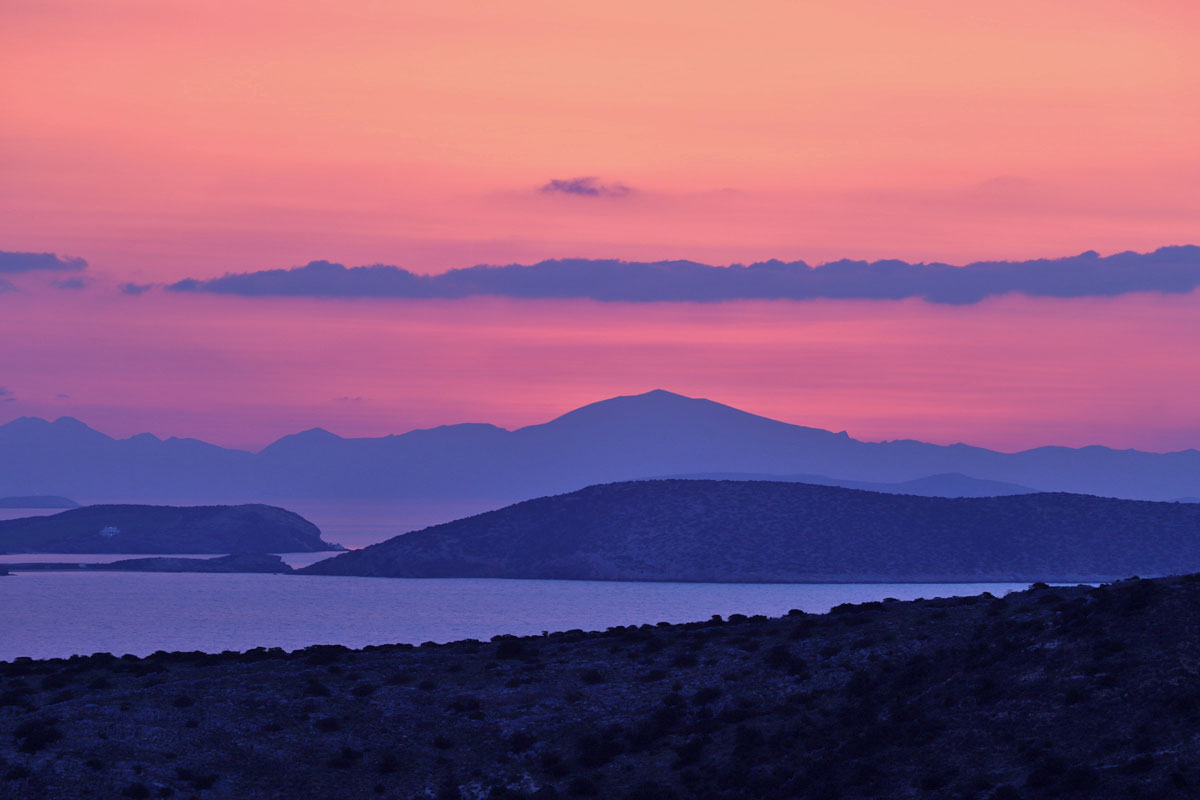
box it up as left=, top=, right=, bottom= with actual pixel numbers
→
left=303, top=479, right=1200, bottom=583
left=3, top=553, right=293, bottom=574
left=0, top=503, right=340, bottom=554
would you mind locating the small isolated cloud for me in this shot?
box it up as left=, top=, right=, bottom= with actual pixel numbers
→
left=56, top=393, right=70, bottom=399
left=54, top=276, right=89, bottom=290
left=0, top=250, right=87, bottom=273
left=0, top=278, right=13, bottom=293
left=0, top=387, right=13, bottom=403
left=120, top=282, right=155, bottom=296
left=165, top=245, right=1200, bottom=305
left=540, top=177, right=633, bottom=198
left=334, top=396, right=365, bottom=403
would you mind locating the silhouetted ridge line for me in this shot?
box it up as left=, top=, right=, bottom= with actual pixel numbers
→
left=2, top=389, right=1199, bottom=503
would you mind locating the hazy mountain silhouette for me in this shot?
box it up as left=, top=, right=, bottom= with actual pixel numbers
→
left=654, top=471, right=1037, bottom=497
left=1, top=390, right=1198, bottom=504
left=0, top=495, right=80, bottom=509
left=301, top=479, right=1200, bottom=582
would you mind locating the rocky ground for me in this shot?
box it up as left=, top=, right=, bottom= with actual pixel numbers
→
left=3, top=574, right=1200, bottom=799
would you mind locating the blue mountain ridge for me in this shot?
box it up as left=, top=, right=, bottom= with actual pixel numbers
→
left=1, top=390, right=1197, bottom=503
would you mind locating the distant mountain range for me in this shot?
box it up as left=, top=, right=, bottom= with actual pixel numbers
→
left=655, top=472, right=1037, bottom=498
left=0, top=495, right=80, bottom=509
left=1, top=390, right=1198, bottom=504
left=301, top=480, right=1200, bottom=583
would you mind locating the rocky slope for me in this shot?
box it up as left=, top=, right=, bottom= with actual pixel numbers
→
left=0, top=504, right=339, bottom=554
left=302, top=480, right=1200, bottom=582
left=2, top=575, right=1199, bottom=799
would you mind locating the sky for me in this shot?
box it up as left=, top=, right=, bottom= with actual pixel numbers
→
left=2, top=0, right=1199, bottom=452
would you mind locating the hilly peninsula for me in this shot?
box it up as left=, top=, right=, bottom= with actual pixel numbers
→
left=303, top=480, right=1200, bottom=583
left=0, top=504, right=339, bottom=554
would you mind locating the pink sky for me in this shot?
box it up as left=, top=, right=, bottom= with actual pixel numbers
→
left=2, top=283, right=1198, bottom=453
left=2, top=1, right=1198, bottom=451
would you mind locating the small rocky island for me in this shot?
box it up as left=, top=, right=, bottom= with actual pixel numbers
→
left=1, top=574, right=1197, bottom=798
left=0, top=504, right=339, bottom=554
left=4, top=554, right=293, bottom=574
left=302, top=479, right=1200, bottom=582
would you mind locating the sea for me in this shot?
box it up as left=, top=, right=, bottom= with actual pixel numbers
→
left=1, top=503, right=1037, bottom=661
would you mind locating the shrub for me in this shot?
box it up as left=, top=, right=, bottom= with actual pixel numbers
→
left=1063, top=764, right=1100, bottom=791
left=671, top=652, right=698, bottom=669
left=567, top=776, right=597, bottom=796
left=1122, top=754, right=1155, bottom=774
left=509, top=730, right=538, bottom=754
left=449, top=695, right=481, bottom=713
left=313, top=716, right=342, bottom=733
left=576, top=732, right=623, bottom=768
left=764, top=644, right=794, bottom=669
left=13, top=718, right=62, bottom=753
left=4, top=765, right=31, bottom=781
left=304, top=645, right=348, bottom=665
left=627, top=781, right=675, bottom=800
left=580, top=668, right=605, bottom=685
left=494, top=636, right=525, bottom=659
left=327, top=747, right=363, bottom=769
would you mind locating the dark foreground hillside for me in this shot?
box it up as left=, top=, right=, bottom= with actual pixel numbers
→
left=303, top=480, right=1200, bottom=582
left=4, top=576, right=1200, bottom=799
left=0, top=504, right=339, bottom=554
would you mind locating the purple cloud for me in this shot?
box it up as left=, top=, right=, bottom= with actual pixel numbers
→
left=540, top=177, right=633, bottom=198
left=165, top=246, right=1200, bottom=305
left=0, top=250, right=87, bottom=273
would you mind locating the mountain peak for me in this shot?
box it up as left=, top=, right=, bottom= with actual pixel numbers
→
left=0, top=416, right=52, bottom=431
left=0, top=415, right=110, bottom=442
left=52, top=416, right=98, bottom=432
left=257, top=427, right=344, bottom=457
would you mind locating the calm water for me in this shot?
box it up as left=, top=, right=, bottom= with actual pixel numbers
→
left=0, top=571, right=1033, bottom=661
left=2, top=503, right=1036, bottom=662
